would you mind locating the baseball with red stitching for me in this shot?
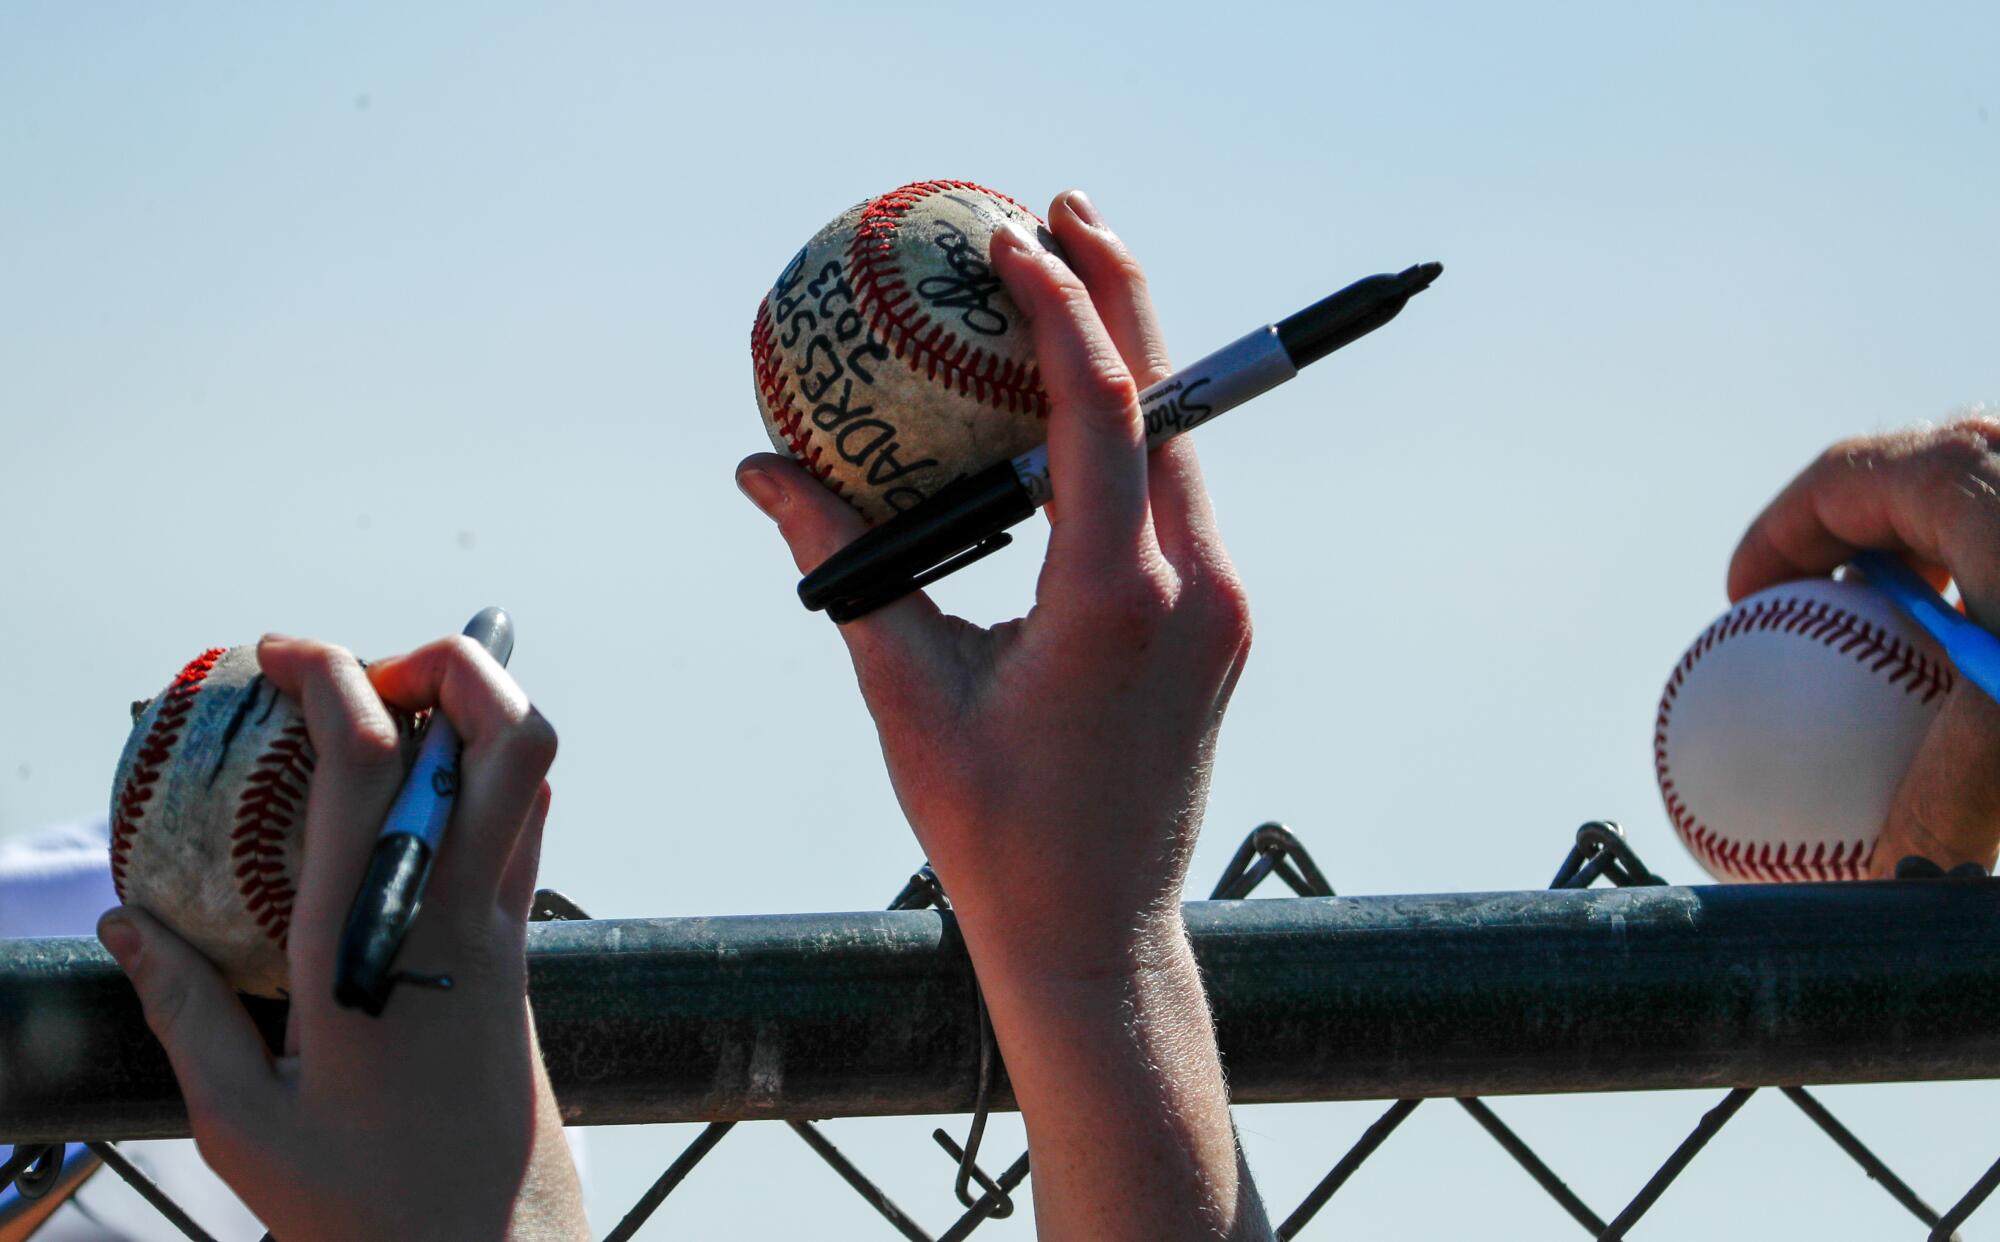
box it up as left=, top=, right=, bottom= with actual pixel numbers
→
left=1655, top=577, right=1955, bottom=884
left=108, top=647, right=409, bottom=998
left=751, top=179, right=1053, bottom=525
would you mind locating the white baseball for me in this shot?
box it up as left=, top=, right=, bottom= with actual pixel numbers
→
left=751, top=179, right=1052, bottom=525
left=109, top=647, right=362, bottom=998
left=1655, top=577, right=1955, bottom=883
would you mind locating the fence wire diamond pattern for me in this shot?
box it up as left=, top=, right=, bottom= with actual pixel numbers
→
left=5, top=821, right=1999, bottom=1240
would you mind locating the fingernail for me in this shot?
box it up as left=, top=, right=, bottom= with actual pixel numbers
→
left=259, top=633, right=293, bottom=647
left=1062, top=190, right=1102, bottom=228
left=97, top=911, right=142, bottom=966
left=736, top=467, right=783, bottom=514
left=992, top=219, right=1039, bottom=255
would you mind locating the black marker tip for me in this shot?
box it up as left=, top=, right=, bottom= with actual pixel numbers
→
left=1276, top=262, right=1443, bottom=369
left=1399, top=261, right=1444, bottom=293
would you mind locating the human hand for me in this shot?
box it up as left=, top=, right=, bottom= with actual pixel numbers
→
left=1730, top=415, right=2000, bottom=878
left=95, top=636, right=586, bottom=1242
left=737, top=189, right=1251, bottom=975
left=739, top=190, right=1268, bottom=1240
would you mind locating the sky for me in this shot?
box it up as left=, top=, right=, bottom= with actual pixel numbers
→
left=2, top=1, right=1997, bottom=1237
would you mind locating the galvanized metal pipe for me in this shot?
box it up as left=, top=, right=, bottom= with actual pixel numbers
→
left=5, top=882, right=2000, bottom=1143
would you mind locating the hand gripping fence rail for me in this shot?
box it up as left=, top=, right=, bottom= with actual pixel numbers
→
left=6, top=821, right=2000, bottom=1239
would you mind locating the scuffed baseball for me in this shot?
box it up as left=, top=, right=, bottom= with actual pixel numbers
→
left=751, top=180, right=1053, bottom=525
left=109, top=646, right=409, bottom=998
left=1655, top=577, right=1955, bottom=883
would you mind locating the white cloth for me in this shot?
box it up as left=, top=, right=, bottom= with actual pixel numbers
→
left=1, top=819, right=586, bottom=1240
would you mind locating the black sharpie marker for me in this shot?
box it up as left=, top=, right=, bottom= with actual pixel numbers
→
left=800, top=262, right=1442, bottom=622
left=335, top=606, right=513, bottom=1015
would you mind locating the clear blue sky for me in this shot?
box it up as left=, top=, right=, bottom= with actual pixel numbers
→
left=2, top=2, right=1995, bottom=1236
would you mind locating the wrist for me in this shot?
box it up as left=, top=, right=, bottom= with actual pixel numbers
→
left=962, top=909, right=1216, bottom=1075
left=956, top=908, right=1261, bottom=1242
left=953, top=898, right=1197, bottom=993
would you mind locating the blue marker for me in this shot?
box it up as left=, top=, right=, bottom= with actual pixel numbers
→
left=1852, top=552, right=2000, bottom=705
left=335, top=606, right=513, bottom=1015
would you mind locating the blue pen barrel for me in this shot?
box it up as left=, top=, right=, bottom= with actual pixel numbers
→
left=334, top=834, right=434, bottom=1013
left=334, top=605, right=510, bottom=1014
left=1852, top=551, right=2000, bottom=705
left=378, top=717, right=463, bottom=848
left=336, top=717, right=460, bottom=1013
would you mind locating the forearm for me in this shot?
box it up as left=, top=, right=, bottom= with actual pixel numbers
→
left=508, top=1023, right=590, bottom=1242
left=963, top=913, right=1274, bottom=1242
left=745, top=183, right=1265, bottom=1238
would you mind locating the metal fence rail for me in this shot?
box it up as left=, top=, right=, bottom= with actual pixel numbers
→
left=6, top=823, right=2000, bottom=1240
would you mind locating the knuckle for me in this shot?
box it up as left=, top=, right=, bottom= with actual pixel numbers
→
left=777, top=511, right=826, bottom=562
left=1925, top=423, right=1994, bottom=466
left=1073, top=349, right=1140, bottom=418
left=1814, top=424, right=2000, bottom=482
left=291, top=645, right=403, bottom=769
left=499, top=707, right=560, bottom=772
left=1178, top=560, right=1254, bottom=651
left=341, top=715, right=406, bottom=771
left=1198, top=573, right=1256, bottom=649
left=445, top=633, right=492, bottom=671
left=136, top=964, right=192, bottom=1044
left=1106, top=243, right=1150, bottom=291
left=1023, top=259, right=1090, bottom=320
left=1074, top=217, right=1148, bottom=281
left=434, top=633, right=504, bottom=688
left=1818, top=435, right=1882, bottom=473
left=1942, top=409, right=2000, bottom=441
left=1956, top=417, right=2000, bottom=458
left=1915, top=428, right=2000, bottom=499
left=1087, top=573, right=1174, bottom=641
left=302, top=642, right=357, bottom=683
left=1050, top=279, right=1100, bottom=330
left=1045, top=257, right=1091, bottom=297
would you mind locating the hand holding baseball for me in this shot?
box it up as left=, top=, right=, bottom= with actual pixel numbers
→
left=1729, top=416, right=2000, bottom=877
left=97, top=636, right=586, bottom=1242
left=738, top=190, right=1268, bottom=1240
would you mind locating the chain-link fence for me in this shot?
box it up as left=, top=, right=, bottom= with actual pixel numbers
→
left=6, top=822, right=2000, bottom=1240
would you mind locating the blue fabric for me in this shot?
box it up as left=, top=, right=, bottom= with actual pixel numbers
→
left=0, top=819, right=116, bottom=941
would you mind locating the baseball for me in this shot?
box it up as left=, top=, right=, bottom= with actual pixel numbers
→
left=1654, top=577, right=1955, bottom=883
left=108, top=647, right=409, bottom=998
left=751, top=179, right=1053, bottom=525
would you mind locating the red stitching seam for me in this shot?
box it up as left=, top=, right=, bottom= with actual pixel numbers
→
left=1655, top=595, right=1955, bottom=882
left=232, top=720, right=311, bottom=949
left=110, top=648, right=226, bottom=901
left=752, top=294, right=852, bottom=501
left=846, top=180, right=1051, bottom=417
